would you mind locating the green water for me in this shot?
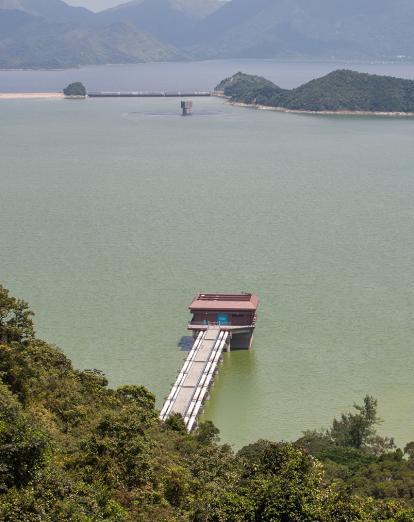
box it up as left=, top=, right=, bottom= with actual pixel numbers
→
left=1, top=96, right=413, bottom=448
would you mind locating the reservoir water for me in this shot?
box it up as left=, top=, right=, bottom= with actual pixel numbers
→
left=1, top=60, right=414, bottom=448
left=1, top=58, right=414, bottom=92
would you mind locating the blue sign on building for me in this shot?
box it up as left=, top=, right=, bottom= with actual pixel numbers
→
left=216, top=313, right=230, bottom=325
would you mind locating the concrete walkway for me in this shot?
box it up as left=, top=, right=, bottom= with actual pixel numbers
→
left=160, top=326, right=229, bottom=431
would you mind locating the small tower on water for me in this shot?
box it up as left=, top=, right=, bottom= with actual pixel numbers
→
left=181, top=100, right=193, bottom=116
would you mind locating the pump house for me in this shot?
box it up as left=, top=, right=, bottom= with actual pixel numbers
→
left=188, top=293, right=259, bottom=349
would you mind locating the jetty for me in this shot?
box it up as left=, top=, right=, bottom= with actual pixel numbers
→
left=88, top=91, right=211, bottom=98
left=160, top=293, right=259, bottom=431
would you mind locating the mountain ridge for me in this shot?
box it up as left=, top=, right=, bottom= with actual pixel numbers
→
left=2, top=0, right=414, bottom=69
left=190, top=0, right=414, bottom=60
left=97, top=0, right=225, bottom=46
left=0, top=0, right=94, bottom=21
left=0, top=0, right=185, bottom=68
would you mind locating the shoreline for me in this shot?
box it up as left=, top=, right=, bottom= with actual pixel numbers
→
left=2, top=91, right=414, bottom=116
left=1, top=58, right=414, bottom=72
left=214, top=93, right=414, bottom=117
left=0, top=92, right=64, bottom=100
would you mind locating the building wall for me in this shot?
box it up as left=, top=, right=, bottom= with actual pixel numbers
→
left=191, top=310, right=255, bottom=326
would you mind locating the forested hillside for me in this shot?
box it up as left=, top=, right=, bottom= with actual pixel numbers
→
left=216, top=70, right=414, bottom=113
left=1, top=284, right=414, bottom=520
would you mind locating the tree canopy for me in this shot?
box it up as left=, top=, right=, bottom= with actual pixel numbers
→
left=0, top=285, right=34, bottom=345
left=63, top=82, right=87, bottom=97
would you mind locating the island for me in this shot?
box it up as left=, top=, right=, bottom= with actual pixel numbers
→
left=63, top=82, right=87, bottom=98
left=215, top=70, right=414, bottom=115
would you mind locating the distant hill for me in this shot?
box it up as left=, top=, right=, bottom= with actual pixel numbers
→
left=216, top=70, right=414, bottom=113
left=0, top=0, right=183, bottom=68
left=0, top=0, right=94, bottom=21
left=191, top=0, right=414, bottom=61
left=3, top=0, right=414, bottom=68
left=0, top=8, right=39, bottom=37
left=168, top=0, right=224, bottom=20
left=97, top=0, right=224, bottom=46
left=97, top=0, right=193, bottom=45
left=0, top=22, right=183, bottom=69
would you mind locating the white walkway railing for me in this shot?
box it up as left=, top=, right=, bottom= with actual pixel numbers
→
left=159, top=326, right=229, bottom=431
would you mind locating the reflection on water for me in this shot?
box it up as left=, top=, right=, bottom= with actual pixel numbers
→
left=178, top=336, right=193, bottom=351
left=123, top=110, right=227, bottom=119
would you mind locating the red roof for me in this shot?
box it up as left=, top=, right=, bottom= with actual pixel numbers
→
left=189, top=293, right=259, bottom=311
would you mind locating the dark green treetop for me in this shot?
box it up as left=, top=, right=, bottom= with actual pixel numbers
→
left=63, top=82, right=87, bottom=97
left=0, top=284, right=34, bottom=345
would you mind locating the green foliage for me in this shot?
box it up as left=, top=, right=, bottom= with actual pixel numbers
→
left=330, top=395, right=381, bottom=449
left=0, top=285, right=34, bottom=345
left=1, top=284, right=414, bottom=520
left=116, top=384, right=156, bottom=412
left=63, top=82, right=87, bottom=97
left=238, top=441, right=323, bottom=521
left=164, top=413, right=187, bottom=433
left=405, top=442, right=414, bottom=460
left=195, top=420, right=220, bottom=445
left=216, top=70, right=414, bottom=113
left=216, top=72, right=283, bottom=105
left=296, top=398, right=414, bottom=510
left=0, top=383, right=48, bottom=491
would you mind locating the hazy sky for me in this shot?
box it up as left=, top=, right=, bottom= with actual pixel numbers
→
left=66, top=0, right=122, bottom=11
